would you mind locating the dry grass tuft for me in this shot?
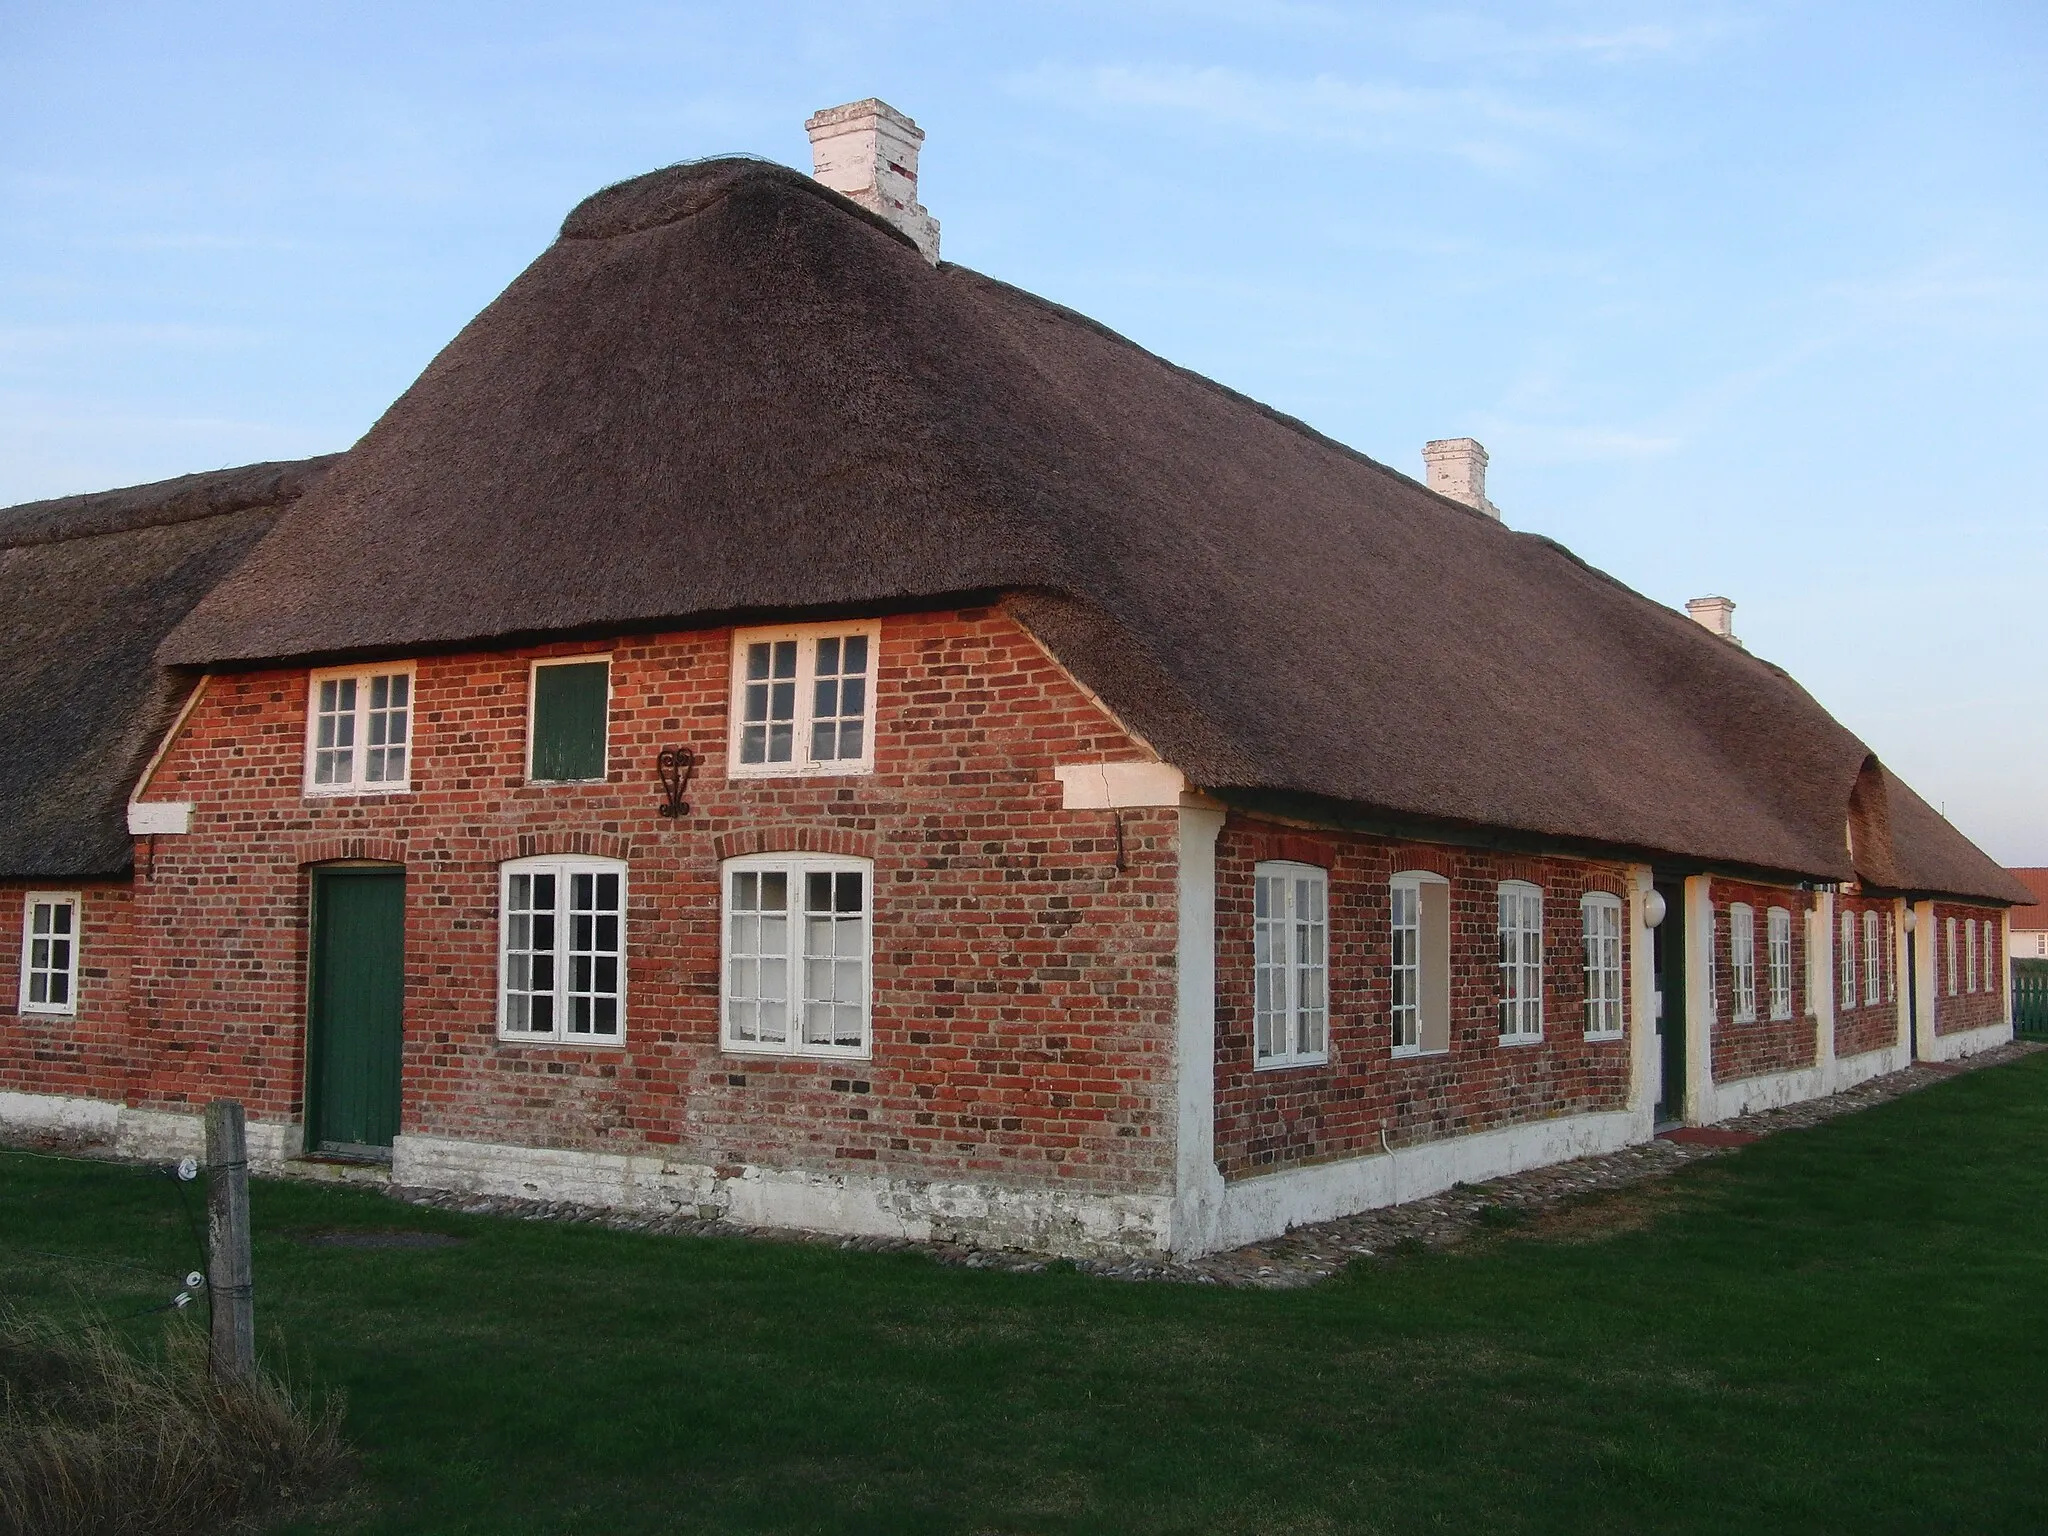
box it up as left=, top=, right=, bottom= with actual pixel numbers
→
left=0, top=1309, right=346, bottom=1536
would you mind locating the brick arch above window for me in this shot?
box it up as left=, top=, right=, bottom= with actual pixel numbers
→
left=487, top=830, right=635, bottom=866
left=712, top=826, right=879, bottom=862
left=293, top=836, right=410, bottom=868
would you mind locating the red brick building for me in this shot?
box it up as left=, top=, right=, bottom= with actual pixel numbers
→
left=1, top=104, right=2027, bottom=1258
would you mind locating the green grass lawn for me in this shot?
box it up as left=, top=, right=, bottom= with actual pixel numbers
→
left=7, top=1054, right=2048, bottom=1534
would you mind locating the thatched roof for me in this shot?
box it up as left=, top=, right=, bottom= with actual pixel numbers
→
left=0, top=458, right=336, bottom=878
left=1869, top=768, right=2033, bottom=905
left=155, top=159, right=2012, bottom=898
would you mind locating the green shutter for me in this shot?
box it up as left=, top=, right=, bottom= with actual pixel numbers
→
left=532, top=661, right=609, bottom=781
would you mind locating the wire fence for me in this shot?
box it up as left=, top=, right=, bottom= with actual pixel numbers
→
left=0, top=1145, right=214, bottom=1336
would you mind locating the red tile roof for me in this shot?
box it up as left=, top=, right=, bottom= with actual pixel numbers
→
left=2009, top=868, right=2048, bottom=925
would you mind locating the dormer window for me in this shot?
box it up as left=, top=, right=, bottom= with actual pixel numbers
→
left=727, top=623, right=879, bottom=778
left=305, top=665, right=414, bottom=796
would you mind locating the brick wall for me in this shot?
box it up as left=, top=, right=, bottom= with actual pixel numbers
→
left=1834, top=895, right=1900, bottom=1059
left=128, top=607, right=1180, bottom=1196
left=0, top=879, right=132, bottom=1106
left=1211, top=819, right=1634, bottom=1180
left=1704, top=879, right=1817, bottom=1085
left=1930, top=900, right=2007, bottom=1036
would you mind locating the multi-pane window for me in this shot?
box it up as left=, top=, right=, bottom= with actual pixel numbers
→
left=18, top=893, right=80, bottom=1015
left=730, top=624, right=878, bottom=777
left=529, top=658, right=610, bottom=783
left=1254, top=862, right=1328, bottom=1067
left=1985, top=921, right=1998, bottom=994
left=722, top=856, right=871, bottom=1056
left=1966, top=920, right=1979, bottom=994
left=499, top=857, right=625, bottom=1042
left=1767, top=907, right=1793, bottom=1021
left=1840, top=910, right=1856, bottom=1003
left=1728, top=904, right=1757, bottom=1023
left=1582, top=893, right=1624, bottom=1038
left=306, top=666, right=413, bottom=794
left=1498, top=881, right=1543, bottom=1042
left=1863, top=910, right=1882, bottom=1005
left=1390, top=872, right=1451, bottom=1055
left=1947, top=917, right=1958, bottom=996
left=1885, top=914, right=1897, bottom=1002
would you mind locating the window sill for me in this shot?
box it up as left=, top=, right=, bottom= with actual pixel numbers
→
left=724, top=1040, right=871, bottom=1061
left=1390, top=1046, right=1449, bottom=1061
left=1252, top=1056, right=1330, bottom=1072
left=1498, top=1034, right=1545, bottom=1047
left=495, top=1034, right=626, bottom=1049
left=304, top=785, right=413, bottom=800
left=1584, top=1030, right=1626, bottom=1043
left=524, top=777, right=610, bottom=789
left=17, top=1006, right=78, bottom=1020
left=727, top=763, right=876, bottom=782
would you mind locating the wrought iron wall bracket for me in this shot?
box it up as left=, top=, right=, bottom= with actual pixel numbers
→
left=657, top=747, right=698, bottom=819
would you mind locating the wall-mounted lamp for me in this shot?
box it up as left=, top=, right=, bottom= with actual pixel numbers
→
left=1642, top=890, right=1667, bottom=929
left=1902, top=908, right=1917, bottom=934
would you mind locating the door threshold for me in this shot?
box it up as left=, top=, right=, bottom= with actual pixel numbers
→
left=301, top=1145, right=393, bottom=1166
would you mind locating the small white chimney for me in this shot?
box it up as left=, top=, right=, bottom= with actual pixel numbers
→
left=1422, top=437, right=1501, bottom=520
left=1685, top=595, right=1742, bottom=646
left=804, top=99, right=940, bottom=264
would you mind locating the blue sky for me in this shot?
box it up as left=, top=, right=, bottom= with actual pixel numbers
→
left=6, top=1, right=2044, bottom=861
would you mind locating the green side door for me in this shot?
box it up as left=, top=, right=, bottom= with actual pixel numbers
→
left=308, top=868, right=405, bottom=1157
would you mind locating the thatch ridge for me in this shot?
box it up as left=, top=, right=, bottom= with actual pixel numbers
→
left=0, top=456, right=340, bottom=550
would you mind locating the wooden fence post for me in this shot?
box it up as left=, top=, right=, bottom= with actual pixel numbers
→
left=204, top=1100, right=255, bottom=1381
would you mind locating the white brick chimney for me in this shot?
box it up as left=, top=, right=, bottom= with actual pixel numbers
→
left=1685, top=595, right=1742, bottom=646
left=804, top=99, right=940, bottom=264
left=1421, top=437, right=1501, bottom=520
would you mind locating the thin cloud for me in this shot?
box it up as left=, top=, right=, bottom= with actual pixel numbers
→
left=1009, top=61, right=1605, bottom=171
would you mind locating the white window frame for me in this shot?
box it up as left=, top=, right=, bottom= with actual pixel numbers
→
left=526, top=655, right=614, bottom=785
left=496, top=855, right=627, bottom=1045
left=1966, top=919, right=1979, bottom=994
left=1984, top=920, right=1997, bottom=993
left=721, top=853, right=874, bottom=1059
left=726, top=621, right=881, bottom=780
left=1728, top=903, right=1757, bottom=1024
left=1391, top=870, right=1451, bottom=1057
left=18, top=892, right=81, bottom=1016
left=1581, top=892, right=1625, bottom=1040
left=303, top=663, right=416, bottom=797
left=1497, top=880, right=1544, bottom=1044
left=1946, top=916, right=1957, bottom=997
left=1839, top=910, right=1856, bottom=1004
left=1863, top=909, right=1882, bottom=1005
left=1254, top=861, right=1329, bottom=1069
left=1766, top=907, right=1793, bottom=1021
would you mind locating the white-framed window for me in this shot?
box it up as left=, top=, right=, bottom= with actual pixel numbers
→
left=305, top=664, right=414, bottom=795
left=1946, top=916, right=1958, bottom=997
left=1840, top=910, right=1856, bottom=1004
left=1985, top=921, right=1998, bottom=993
left=727, top=622, right=879, bottom=779
left=18, top=893, right=80, bottom=1016
left=722, top=855, right=872, bottom=1058
left=1728, top=903, right=1757, bottom=1024
left=1966, top=919, right=1979, bottom=994
left=1766, top=907, right=1793, bottom=1021
left=1497, top=881, right=1543, bottom=1043
left=498, top=856, right=626, bottom=1043
left=1884, top=913, right=1897, bottom=1003
left=1254, top=862, right=1328, bottom=1068
left=1582, top=892, right=1624, bottom=1039
left=1863, top=909, right=1882, bottom=1005
left=1391, top=871, right=1451, bottom=1056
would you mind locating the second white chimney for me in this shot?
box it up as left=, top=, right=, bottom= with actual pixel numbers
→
left=1422, top=437, right=1501, bottom=520
left=1685, top=595, right=1742, bottom=646
left=805, top=99, right=941, bottom=264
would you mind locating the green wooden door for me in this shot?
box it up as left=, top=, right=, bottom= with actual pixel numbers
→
left=308, top=868, right=405, bottom=1156
left=1653, top=881, right=1687, bottom=1125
